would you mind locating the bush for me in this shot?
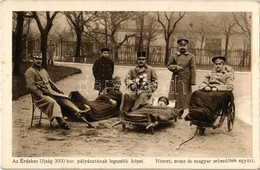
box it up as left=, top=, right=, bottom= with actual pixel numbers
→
left=12, top=62, right=81, bottom=100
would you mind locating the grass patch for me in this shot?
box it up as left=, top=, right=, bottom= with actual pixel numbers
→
left=12, top=62, right=81, bottom=100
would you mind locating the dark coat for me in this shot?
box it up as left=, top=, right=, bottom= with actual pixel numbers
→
left=92, top=56, right=114, bottom=92
left=87, top=87, right=122, bottom=121
left=167, top=51, right=196, bottom=109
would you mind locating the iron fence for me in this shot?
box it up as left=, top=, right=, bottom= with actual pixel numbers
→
left=23, top=40, right=251, bottom=71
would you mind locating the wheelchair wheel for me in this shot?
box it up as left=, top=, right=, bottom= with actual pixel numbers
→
left=227, top=102, right=235, bottom=131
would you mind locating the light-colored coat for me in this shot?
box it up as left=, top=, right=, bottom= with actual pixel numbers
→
left=123, top=64, right=158, bottom=111
left=25, top=64, right=68, bottom=120
left=199, top=65, right=234, bottom=91
left=167, top=52, right=196, bottom=109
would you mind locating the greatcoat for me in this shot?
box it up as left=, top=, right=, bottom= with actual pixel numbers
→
left=199, top=65, right=234, bottom=91
left=167, top=51, right=196, bottom=109
left=25, top=64, right=70, bottom=120
left=122, top=64, right=158, bottom=112
left=92, top=56, right=114, bottom=92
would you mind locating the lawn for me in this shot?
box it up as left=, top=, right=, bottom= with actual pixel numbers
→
left=12, top=62, right=81, bottom=100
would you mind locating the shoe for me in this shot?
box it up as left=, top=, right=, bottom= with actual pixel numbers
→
left=76, top=109, right=91, bottom=118
left=60, top=123, right=70, bottom=130
left=177, top=108, right=184, bottom=119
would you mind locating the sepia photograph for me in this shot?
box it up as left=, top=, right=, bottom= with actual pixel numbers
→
left=1, top=0, right=259, bottom=169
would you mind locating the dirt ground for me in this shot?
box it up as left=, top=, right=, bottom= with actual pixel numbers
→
left=12, top=63, right=252, bottom=158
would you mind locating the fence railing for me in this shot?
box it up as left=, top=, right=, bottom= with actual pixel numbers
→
left=23, top=40, right=251, bottom=71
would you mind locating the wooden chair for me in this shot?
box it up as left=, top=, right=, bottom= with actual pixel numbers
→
left=30, top=95, right=52, bottom=127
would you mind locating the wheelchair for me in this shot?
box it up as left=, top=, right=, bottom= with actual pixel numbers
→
left=190, top=98, right=235, bottom=135
left=176, top=91, right=235, bottom=150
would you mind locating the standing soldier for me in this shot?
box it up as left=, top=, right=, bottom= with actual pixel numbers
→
left=167, top=38, right=196, bottom=110
left=47, top=40, right=55, bottom=65
left=92, top=47, right=114, bottom=95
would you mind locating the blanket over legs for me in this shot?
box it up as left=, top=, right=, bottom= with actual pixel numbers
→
left=185, top=90, right=233, bottom=123
left=125, top=105, right=180, bottom=122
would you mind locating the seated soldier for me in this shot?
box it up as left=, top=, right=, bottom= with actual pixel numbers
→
left=120, top=51, right=158, bottom=113
left=123, top=96, right=183, bottom=123
left=25, top=52, right=92, bottom=130
left=185, top=55, right=234, bottom=123
left=86, top=76, right=123, bottom=120
left=70, top=76, right=123, bottom=121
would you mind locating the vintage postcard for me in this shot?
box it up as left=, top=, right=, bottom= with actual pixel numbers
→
left=1, top=0, right=259, bottom=169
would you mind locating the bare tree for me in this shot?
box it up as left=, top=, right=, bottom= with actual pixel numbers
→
left=156, top=12, right=186, bottom=65
left=29, top=11, right=59, bottom=69
left=13, top=12, right=25, bottom=75
left=64, top=11, right=97, bottom=59
left=233, top=12, right=251, bottom=67
left=136, top=12, right=146, bottom=52
left=143, top=13, right=161, bottom=62
left=233, top=12, right=251, bottom=42
left=217, top=13, right=237, bottom=58
left=88, top=11, right=138, bottom=61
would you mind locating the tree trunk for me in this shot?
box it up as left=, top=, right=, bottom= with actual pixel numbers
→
left=114, top=45, right=119, bottom=61
left=13, top=12, right=24, bottom=75
left=164, top=38, right=170, bottom=65
left=75, top=31, right=82, bottom=58
left=146, top=43, right=150, bottom=64
left=199, top=36, right=204, bottom=65
left=105, top=21, right=108, bottom=47
left=41, top=33, right=48, bottom=69
left=225, top=35, right=229, bottom=59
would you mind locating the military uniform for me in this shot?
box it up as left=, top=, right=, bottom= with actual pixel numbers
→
left=122, top=63, right=158, bottom=111
left=92, top=56, right=114, bottom=93
left=167, top=51, right=196, bottom=109
left=199, top=65, right=234, bottom=91
left=25, top=64, right=74, bottom=120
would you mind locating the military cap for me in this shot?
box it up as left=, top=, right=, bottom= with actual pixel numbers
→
left=101, top=47, right=110, bottom=52
left=137, top=51, right=146, bottom=58
left=158, top=96, right=169, bottom=105
left=112, top=76, right=121, bottom=82
left=212, top=55, right=226, bottom=63
left=177, top=38, right=189, bottom=44
left=33, top=51, right=42, bottom=58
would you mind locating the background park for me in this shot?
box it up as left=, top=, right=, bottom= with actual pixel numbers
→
left=11, top=11, right=253, bottom=158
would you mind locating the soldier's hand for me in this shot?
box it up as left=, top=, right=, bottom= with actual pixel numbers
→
left=212, top=87, right=218, bottom=91
left=130, top=83, right=137, bottom=91
left=176, top=66, right=183, bottom=71
left=204, top=86, right=211, bottom=91
left=110, top=99, right=117, bottom=105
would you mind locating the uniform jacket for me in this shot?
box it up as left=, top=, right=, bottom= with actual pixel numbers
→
left=125, top=63, right=158, bottom=94
left=25, top=64, right=67, bottom=100
left=92, top=56, right=114, bottom=92
left=25, top=64, right=68, bottom=120
left=199, top=65, right=234, bottom=91
left=167, top=51, right=196, bottom=109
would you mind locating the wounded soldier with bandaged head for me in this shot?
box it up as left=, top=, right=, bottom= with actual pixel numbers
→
left=185, top=56, right=234, bottom=124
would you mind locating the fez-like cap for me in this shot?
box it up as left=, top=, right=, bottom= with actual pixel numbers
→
left=177, top=38, right=189, bottom=44
left=158, top=96, right=169, bottom=105
left=112, top=76, right=121, bottom=82
left=101, top=47, right=110, bottom=52
left=212, top=55, right=226, bottom=63
left=137, top=51, right=146, bottom=58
